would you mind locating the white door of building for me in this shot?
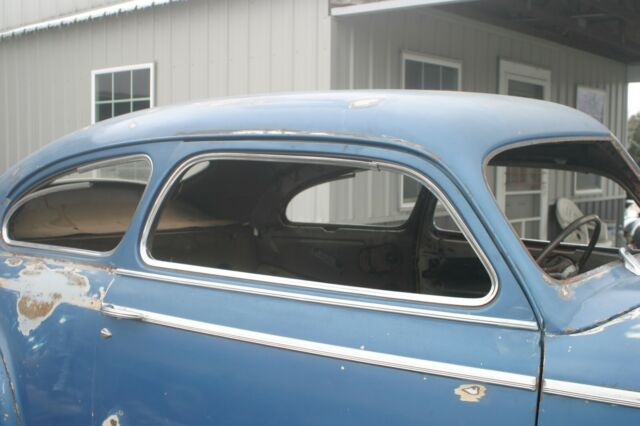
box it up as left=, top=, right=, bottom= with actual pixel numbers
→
left=496, top=59, right=551, bottom=240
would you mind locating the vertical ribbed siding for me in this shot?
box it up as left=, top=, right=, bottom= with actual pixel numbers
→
left=0, top=0, right=331, bottom=173
left=332, top=8, right=628, bottom=142
left=0, top=0, right=143, bottom=32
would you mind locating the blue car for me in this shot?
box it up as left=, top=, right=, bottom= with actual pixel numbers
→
left=0, top=92, right=639, bottom=425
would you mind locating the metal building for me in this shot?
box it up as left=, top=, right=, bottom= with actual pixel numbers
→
left=1, top=0, right=639, bottom=239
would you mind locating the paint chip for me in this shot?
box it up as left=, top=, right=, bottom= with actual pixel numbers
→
left=454, top=384, right=487, bottom=402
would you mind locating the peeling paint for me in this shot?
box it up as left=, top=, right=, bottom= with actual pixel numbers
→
left=4, top=258, right=22, bottom=267
left=570, top=306, right=640, bottom=336
left=0, top=259, right=103, bottom=335
left=102, top=414, right=120, bottom=426
left=454, top=384, right=487, bottom=402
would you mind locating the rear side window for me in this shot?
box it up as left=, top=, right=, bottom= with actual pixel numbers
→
left=5, top=156, right=151, bottom=252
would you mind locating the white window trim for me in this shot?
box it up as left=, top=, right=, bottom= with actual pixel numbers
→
left=400, top=50, right=463, bottom=90
left=573, top=173, right=605, bottom=195
left=498, top=59, right=551, bottom=100
left=400, top=51, right=462, bottom=209
left=91, top=62, right=156, bottom=124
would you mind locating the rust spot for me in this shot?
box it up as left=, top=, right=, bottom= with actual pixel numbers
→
left=102, top=414, right=120, bottom=426
left=454, top=384, right=487, bottom=402
left=17, top=297, right=58, bottom=320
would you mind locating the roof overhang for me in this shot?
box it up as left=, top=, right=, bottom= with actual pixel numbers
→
left=0, top=0, right=182, bottom=40
left=331, top=0, right=640, bottom=65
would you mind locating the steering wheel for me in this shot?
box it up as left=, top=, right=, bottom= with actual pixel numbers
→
left=536, top=214, right=601, bottom=273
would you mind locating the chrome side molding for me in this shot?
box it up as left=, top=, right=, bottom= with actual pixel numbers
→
left=544, top=379, right=640, bottom=409
left=96, top=303, right=538, bottom=391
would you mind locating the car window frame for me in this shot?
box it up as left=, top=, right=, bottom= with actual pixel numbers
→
left=2, top=153, right=153, bottom=258
left=140, top=151, right=499, bottom=308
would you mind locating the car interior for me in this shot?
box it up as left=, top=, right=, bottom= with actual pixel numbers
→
left=7, top=138, right=637, bottom=296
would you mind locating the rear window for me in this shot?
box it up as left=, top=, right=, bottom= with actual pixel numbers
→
left=6, top=156, right=151, bottom=252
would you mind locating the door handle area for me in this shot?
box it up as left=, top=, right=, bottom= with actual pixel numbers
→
left=100, top=303, right=145, bottom=320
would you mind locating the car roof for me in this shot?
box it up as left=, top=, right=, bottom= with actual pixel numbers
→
left=10, top=91, right=612, bottom=186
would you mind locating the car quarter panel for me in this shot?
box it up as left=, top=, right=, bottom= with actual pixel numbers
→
left=0, top=253, right=115, bottom=425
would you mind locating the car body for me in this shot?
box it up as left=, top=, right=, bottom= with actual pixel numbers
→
left=0, top=91, right=639, bottom=425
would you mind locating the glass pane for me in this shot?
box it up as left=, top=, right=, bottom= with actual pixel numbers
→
left=575, top=172, right=602, bottom=192
left=96, top=73, right=112, bottom=102
left=506, top=167, right=542, bottom=191
left=433, top=201, right=460, bottom=232
left=97, top=103, right=112, bottom=122
left=132, top=100, right=150, bottom=112
left=441, top=66, right=458, bottom=90
left=508, top=79, right=544, bottom=100
left=524, top=221, right=540, bottom=239
left=132, top=69, right=150, bottom=98
left=404, top=60, right=422, bottom=90
left=113, top=71, right=131, bottom=100
left=114, top=102, right=131, bottom=117
left=505, top=194, right=541, bottom=220
left=421, top=63, right=441, bottom=90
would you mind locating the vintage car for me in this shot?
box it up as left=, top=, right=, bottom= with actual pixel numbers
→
left=0, top=91, right=639, bottom=425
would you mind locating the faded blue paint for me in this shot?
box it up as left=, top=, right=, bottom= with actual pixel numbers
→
left=0, top=92, right=637, bottom=423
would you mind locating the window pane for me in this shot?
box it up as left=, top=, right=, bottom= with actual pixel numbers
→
left=441, top=66, right=458, bottom=90
left=506, top=167, right=542, bottom=191
left=505, top=194, right=541, bottom=220
left=132, top=69, right=150, bottom=98
left=575, top=172, right=602, bottom=192
left=8, top=157, right=151, bottom=251
left=113, top=101, right=131, bottom=117
left=97, top=103, right=112, bottom=122
left=113, top=71, right=131, bottom=100
left=96, top=73, right=112, bottom=102
left=132, top=100, right=150, bottom=112
left=508, top=80, right=544, bottom=100
left=404, top=60, right=422, bottom=90
left=422, top=63, right=441, bottom=90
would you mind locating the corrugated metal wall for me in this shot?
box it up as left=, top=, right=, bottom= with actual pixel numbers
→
left=328, top=8, right=629, bottom=227
left=0, top=0, right=331, bottom=172
left=0, top=0, right=127, bottom=32
left=331, top=8, right=628, bottom=142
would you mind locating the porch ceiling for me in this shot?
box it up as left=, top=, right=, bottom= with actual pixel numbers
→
left=331, top=0, right=640, bottom=64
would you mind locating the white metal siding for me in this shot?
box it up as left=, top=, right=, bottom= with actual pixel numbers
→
left=331, top=8, right=628, bottom=142
left=0, top=0, right=129, bottom=32
left=0, top=0, right=331, bottom=172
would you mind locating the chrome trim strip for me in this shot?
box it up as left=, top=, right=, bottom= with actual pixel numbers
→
left=140, top=153, right=499, bottom=308
left=116, top=268, right=538, bottom=330
left=2, top=154, right=152, bottom=258
left=544, top=379, right=640, bottom=409
left=101, top=303, right=537, bottom=390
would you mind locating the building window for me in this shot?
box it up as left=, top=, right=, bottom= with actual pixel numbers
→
left=574, top=172, right=603, bottom=194
left=401, top=51, right=461, bottom=206
left=92, top=63, right=154, bottom=123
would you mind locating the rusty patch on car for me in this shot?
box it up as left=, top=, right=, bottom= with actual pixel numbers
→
left=0, top=259, right=102, bottom=336
left=102, top=414, right=120, bottom=426
left=4, top=257, right=22, bottom=267
left=454, top=384, right=487, bottom=402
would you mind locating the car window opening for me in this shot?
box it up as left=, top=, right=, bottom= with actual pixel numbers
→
left=485, top=139, right=640, bottom=281
left=146, top=159, right=492, bottom=300
left=7, top=157, right=151, bottom=252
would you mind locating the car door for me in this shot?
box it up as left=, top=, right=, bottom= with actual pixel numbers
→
left=92, top=141, right=542, bottom=425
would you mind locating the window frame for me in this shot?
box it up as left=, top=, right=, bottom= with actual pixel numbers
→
left=140, top=152, right=498, bottom=308
left=400, top=51, right=462, bottom=209
left=91, top=63, right=155, bottom=124
left=573, top=172, right=605, bottom=195
left=2, top=154, right=153, bottom=258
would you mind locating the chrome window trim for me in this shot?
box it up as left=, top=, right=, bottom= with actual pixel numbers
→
left=140, top=152, right=500, bottom=308
left=544, top=379, right=640, bottom=409
left=117, top=268, right=538, bottom=330
left=2, top=154, right=153, bottom=258
left=101, top=302, right=538, bottom=390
